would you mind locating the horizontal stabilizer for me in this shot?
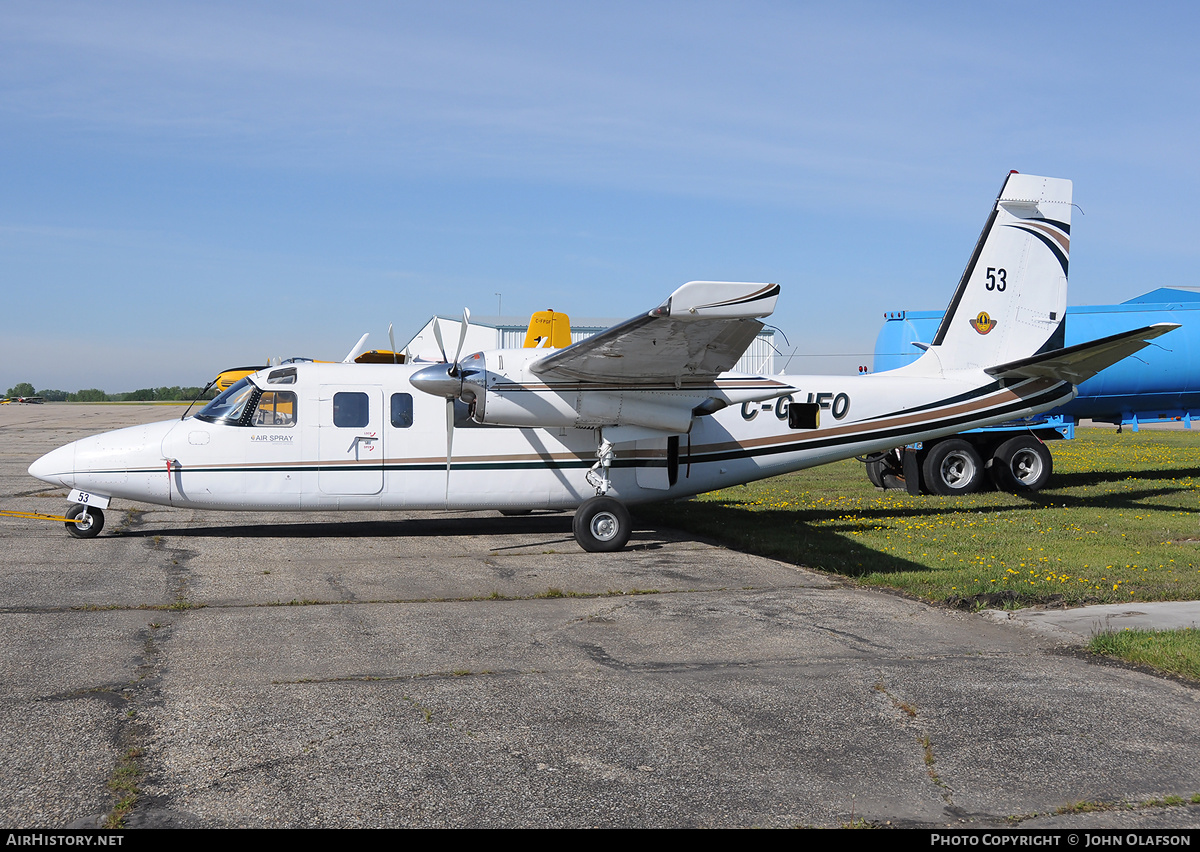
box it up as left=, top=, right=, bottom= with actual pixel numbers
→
left=984, top=323, right=1179, bottom=384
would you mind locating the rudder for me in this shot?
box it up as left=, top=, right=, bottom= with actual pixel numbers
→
left=923, top=172, right=1073, bottom=372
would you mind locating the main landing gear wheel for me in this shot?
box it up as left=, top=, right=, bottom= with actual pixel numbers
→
left=921, top=439, right=984, bottom=495
left=989, top=436, right=1052, bottom=492
left=65, top=504, right=104, bottom=539
left=572, top=496, right=631, bottom=552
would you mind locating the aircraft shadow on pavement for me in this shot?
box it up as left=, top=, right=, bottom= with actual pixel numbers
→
left=108, top=465, right=1194, bottom=558
left=119, top=512, right=576, bottom=540
left=636, top=502, right=935, bottom=578
left=112, top=509, right=678, bottom=552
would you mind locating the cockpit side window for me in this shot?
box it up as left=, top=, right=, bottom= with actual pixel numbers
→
left=196, top=378, right=297, bottom=427
left=252, top=391, right=297, bottom=427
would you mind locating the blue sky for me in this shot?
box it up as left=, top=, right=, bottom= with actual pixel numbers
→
left=3, top=1, right=1198, bottom=391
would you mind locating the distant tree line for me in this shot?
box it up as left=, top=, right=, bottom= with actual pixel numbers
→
left=6, top=383, right=217, bottom=402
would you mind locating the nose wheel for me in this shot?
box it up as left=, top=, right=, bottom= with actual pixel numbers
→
left=65, top=504, right=105, bottom=538
left=573, top=496, right=631, bottom=552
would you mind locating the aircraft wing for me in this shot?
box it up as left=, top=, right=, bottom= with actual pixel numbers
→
left=985, top=323, right=1179, bottom=384
left=529, top=281, right=779, bottom=383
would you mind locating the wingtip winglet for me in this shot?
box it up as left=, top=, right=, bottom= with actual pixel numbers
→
left=664, top=281, right=780, bottom=321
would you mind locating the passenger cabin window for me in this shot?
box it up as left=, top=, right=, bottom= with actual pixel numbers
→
left=252, top=391, right=297, bottom=427
left=333, top=392, right=369, bottom=428
left=390, top=393, right=414, bottom=428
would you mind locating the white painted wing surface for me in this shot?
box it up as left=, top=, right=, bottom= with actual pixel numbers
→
left=529, top=281, right=780, bottom=384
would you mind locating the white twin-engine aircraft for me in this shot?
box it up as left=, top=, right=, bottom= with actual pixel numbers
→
left=29, top=173, right=1176, bottom=551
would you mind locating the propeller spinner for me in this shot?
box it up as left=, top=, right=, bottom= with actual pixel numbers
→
left=410, top=309, right=483, bottom=401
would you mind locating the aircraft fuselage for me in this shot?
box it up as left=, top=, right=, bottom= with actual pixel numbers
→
left=28, top=358, right=1074, bottom=513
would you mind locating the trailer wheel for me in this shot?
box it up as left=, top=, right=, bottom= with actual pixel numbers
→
left=573, top=496, right=631, bottom=552
left=65, top=504, right=105, bottom=538
left=921, top=439, right=984, bottom=495
left=865, top=451, right=905, bottom=490
left=989, top=436, right=1052, bottom=492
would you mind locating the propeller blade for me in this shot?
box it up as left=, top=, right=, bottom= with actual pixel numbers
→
left=452, top=307, right=471, bottom=367
left=444, top=397, right=456, bottom=500
left=388, top=324, right=397, bottom=364
left=342, top=333, right=370, bottom=363
left=433, top=318, right=448, bottom=364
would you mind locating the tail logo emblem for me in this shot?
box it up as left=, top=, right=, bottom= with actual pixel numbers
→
left=970, top=312, right=997, bottom=335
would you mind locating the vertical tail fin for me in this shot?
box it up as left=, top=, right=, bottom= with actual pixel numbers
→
left=920, top=172, right=1072, bottom=373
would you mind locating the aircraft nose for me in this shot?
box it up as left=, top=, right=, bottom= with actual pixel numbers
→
left=28, top=442, right=76, bottom=487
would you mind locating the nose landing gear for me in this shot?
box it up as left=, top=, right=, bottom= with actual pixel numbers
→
left=65, top=503, right=105, bottom=538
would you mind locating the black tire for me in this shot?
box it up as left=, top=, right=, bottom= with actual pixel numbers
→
left=65, top=504, right=104, bottom=538
left=572, top=496, right=632, bottom=552
left=866, top=451, right=905, bottom=490
left=989, top=436, right=1053, bottom=492
left=921, top=439, right=984, bottom=495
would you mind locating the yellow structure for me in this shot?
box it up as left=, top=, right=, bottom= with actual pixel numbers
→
left=523, top=310, right=572, bottom=348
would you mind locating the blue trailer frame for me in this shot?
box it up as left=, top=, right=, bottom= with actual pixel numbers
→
left=867, top=288, right=1200, bottom=493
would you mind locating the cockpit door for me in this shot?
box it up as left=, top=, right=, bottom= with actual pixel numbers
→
left=318, top=386, right=384, bottom=495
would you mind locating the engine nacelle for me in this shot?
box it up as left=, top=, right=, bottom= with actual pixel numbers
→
left=479, top=386, right=699, bottom=433
left=461, top=349, right=794, bottom=434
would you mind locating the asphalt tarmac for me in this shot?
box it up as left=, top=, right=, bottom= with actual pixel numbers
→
left=2, top=403, right=1198, bottom=829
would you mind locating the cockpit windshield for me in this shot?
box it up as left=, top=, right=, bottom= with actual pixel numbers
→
left=196, top=378, right=259, bottom=425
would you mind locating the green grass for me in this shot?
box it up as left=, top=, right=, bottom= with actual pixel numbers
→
left=641, top=429, right=1200, bottom=608
left=104, top=747, right=143, bottom=829
left=1088, top=628, right=1200, bottom=680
